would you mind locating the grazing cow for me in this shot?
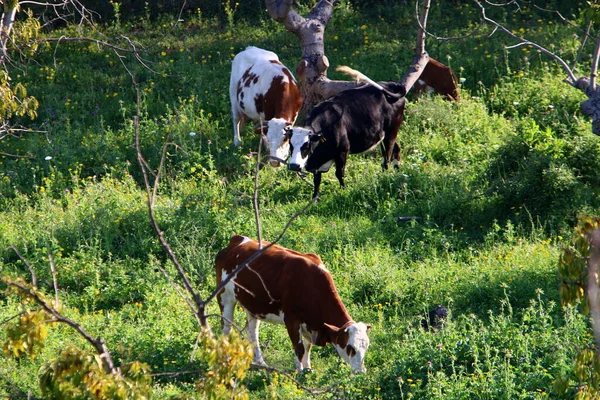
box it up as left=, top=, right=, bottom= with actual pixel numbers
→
left=215, top=235, right=371, bottom=373
left=230, top=46, right=302, bottom=166
left=413, top=58, right=460, bottom=101
left=287, top=67, right=406, bottom=198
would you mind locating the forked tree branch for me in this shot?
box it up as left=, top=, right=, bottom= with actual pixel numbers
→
left=5, top=279, right=120, bottom=376
left=9, top=245, right=37, bottom=288
left=472, top=0, right=579, bottom=84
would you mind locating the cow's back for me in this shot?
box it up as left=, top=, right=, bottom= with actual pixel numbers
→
left=305, top=84, right=405, bottom=156
left=215, top=235, right=349, bottom=329
left=231, top=46, right=279, bottom=81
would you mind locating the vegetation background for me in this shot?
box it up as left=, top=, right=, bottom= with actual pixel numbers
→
left=1, top=0, right=599, bottom=398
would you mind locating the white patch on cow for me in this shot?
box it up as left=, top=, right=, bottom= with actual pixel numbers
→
left=317, top=159, right=334, bottom=172
left=332, top=322, right=370, bottom=373
left=230, top=47, right=299, bottom=150
left=219, top=270, right=237, bottom=335
left=237, top=236, right=252, bottom=247
left=417, top=79, right=426, bottom=87
left=257, top=312, right=285, bottom=325
left=288, top=127, right=313, bottom=169
left=265, top=118, right=291, bottom=166
left=317, top=263, right=328, bottom=271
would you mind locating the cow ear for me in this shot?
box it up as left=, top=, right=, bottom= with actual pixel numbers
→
left=323, top=322, right=341, bottom=335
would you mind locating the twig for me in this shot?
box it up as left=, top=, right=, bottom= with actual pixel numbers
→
left=47, top=250, right=59, bottom=308
left=5, top=279, right=119, bottom=376
left=8, top=246, right=37, bottom=288
left=205, top=196, right=318, bottom=307
left=0, top=312, right=23, bottom=327
left=472, top=0, right=578, bottom=84
left=44, top=36, right=143, bottom=54
left=254, top=121, right=264, bottom=247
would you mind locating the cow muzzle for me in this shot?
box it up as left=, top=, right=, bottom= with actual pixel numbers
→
left=288, top=163, right=301, bottom=172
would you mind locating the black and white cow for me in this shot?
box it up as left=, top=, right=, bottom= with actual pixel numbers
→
left=287, top=67, right=406, bottom=198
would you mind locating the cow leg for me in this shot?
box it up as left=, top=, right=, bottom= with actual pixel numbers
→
left=312, top=172, right=322, bottom=199
left=301, top=336, right=313, bottom=370
left=246, top=312, right=267, bottom=366
left=284, top=320, right=306, bottom=372
left=334, top=153, right=348, bottom=188
left=232, top=113, right=244, bottom=147
left=391, top=141, right=401, bottom=169
left=380, top=139, right=392, bottom=170
left=218, top=277, right=237, bottom=335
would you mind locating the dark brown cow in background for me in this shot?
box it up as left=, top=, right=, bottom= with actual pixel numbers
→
left=413, top=57, right=460, bottom=101
left=215, top=235, right=371, bottom=373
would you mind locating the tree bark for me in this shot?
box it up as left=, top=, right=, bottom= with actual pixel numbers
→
left=265, top=0, right=430, bottom=122
left=1, top=0, right=19, bottom=64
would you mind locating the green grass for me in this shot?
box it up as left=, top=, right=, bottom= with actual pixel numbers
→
left=1, top=2, right=598, bottom=398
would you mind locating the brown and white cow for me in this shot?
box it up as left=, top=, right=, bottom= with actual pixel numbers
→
left=413, top=57, right=460, bottom=101
left=230, top=46, right=303, bottom=166
left=215, top=235, right=371, bottom=373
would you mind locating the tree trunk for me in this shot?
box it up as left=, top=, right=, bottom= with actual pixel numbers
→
left=265, top=0, right=430, bottom=123
left=1, top=0, right=19, bottom=64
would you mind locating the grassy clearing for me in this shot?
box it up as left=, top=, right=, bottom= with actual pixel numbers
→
left=1, top=2, right=598, bottom=398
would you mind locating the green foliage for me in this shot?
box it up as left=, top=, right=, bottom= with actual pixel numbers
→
left=195, top=329, right=253, bottom=399
left=39, top=346, right=152, bottom=400
left=557, top=217, right=600, bottom=398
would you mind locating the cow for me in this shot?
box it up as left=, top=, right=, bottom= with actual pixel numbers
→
left=215, top=234, right=371, bottom=373
left=229, top=46, right=302, bottom=167
left=412, top=57, right=460, bottom=101
left=287, top=67, right=406, bottom=198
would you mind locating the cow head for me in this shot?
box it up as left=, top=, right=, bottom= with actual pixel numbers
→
left=287, top=127, right=323, bottom=171
left=255, top=118, right=292, bottom=167
left=325, top=321, right=371, bottom=373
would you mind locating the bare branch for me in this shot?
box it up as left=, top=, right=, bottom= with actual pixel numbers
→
left=47, top=250, right=59, bottom=308
left=0, top=312, right=23, bottom=327
left=5, top=279, right=119, bottom=375
left=134, top=93, right=207, bottom=329
left=205, top=196, right=318, bottom=307
left=43, top=36, right=144, bottom=54
left=254, top=124, right=264, bottom=247
left=9, top=245, right=37, bottom=288
left=399, top=0, right=431, bottom=92
left=472, top=0, right=578, bottom=85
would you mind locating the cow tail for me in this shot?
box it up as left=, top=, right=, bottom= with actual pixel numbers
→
left=336, top=66, right=402, bottom=103
left=336, top=66, right=385, bottom=91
